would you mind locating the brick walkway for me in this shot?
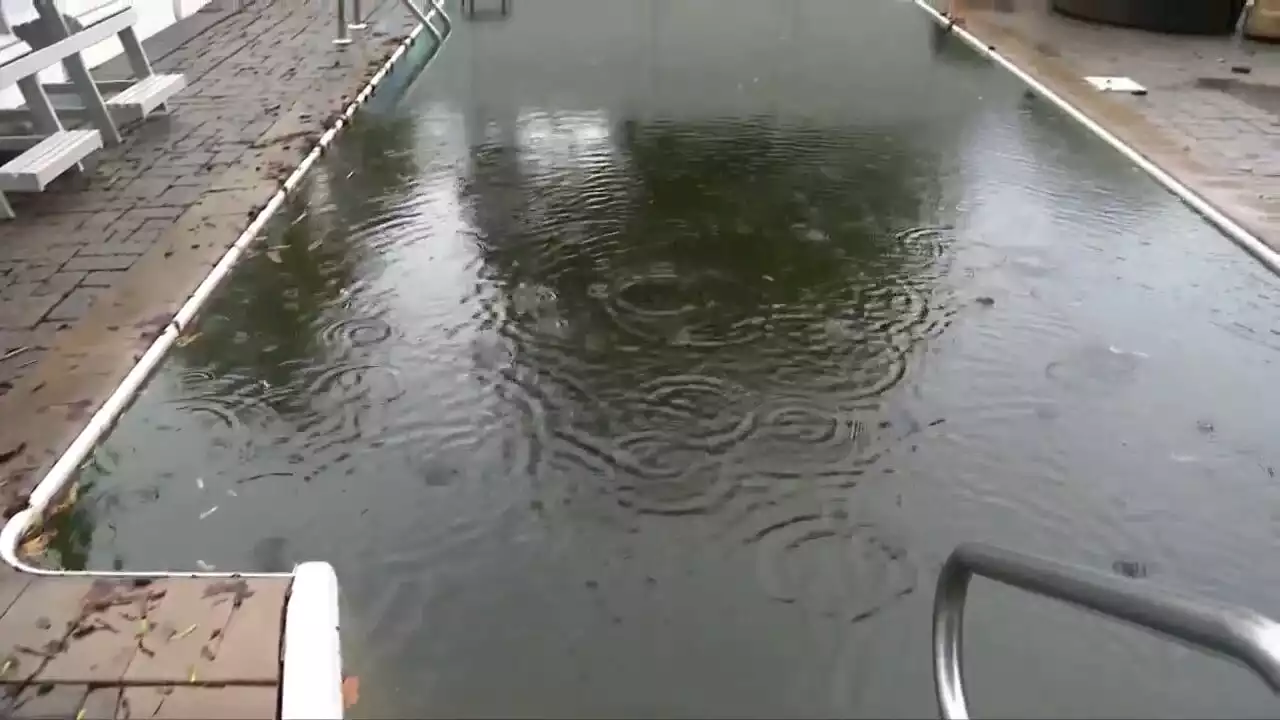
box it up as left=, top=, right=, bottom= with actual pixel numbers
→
left=0, top=0, right=421, bottom=515
left=0, top=567, right=290, bottom=719
left=941, top=0, right=1280, bottom=252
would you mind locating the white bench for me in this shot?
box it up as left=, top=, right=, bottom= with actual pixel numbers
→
left=0, top=15, right=115, bottom=219
left=1, top=1, right=186, bottom=130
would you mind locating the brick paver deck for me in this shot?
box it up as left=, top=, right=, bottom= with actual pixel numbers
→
left=0, top=567, right=290, bottom=718
left=0, top=0, right=423, bottom=515
left=941, top=0, right=1280, bottom=253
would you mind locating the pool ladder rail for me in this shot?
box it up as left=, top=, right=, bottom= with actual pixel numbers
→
left=934, top=543, right=1280, bottom=719
left=333, top=0, right=451, bottom=46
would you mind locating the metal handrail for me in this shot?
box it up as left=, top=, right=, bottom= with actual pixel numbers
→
left=336, top=0, right=450, bottom=46
left=934, top=542, right=1280, bottom=719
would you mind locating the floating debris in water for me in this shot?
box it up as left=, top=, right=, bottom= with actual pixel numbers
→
left=1112, top=559, right=1148, bottom=579
left=195, top=477, right=204, bottom=490
left=975, top=296, right=995, bottom=307
left=1196, top=420, right=1215, bottom=435
left=198, top=506, right=219, bottom=520
left=1108, top=345, right=1150, bottom=359
left=1170, top=453, right=1199, bottom=463
left=196, top=560, right=216, bottom=571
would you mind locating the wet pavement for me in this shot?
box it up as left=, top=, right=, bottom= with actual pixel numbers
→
left=34, top=0, right=1280, bottom=717
left=0, top=568, right=288, bottom=719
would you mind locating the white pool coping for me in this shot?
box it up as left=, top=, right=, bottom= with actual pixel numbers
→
left=283, top=561, right=346, bottom=720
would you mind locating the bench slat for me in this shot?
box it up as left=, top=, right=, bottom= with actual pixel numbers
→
left=0, top=129, right=101, bottom=191
left=106, top=72, right=184, bottom=120
left=0, top=7, right=137, bottom=88
left=76, top=1, right=134, bottom=30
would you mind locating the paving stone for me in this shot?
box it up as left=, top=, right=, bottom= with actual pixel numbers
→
left=7, top=682, right=90, bottom=719
left=33, top=272, right=88, bottom=298
left=35, top=580, right=162, bottom=683
left=196, top=579, right=288, bottom=683
left=118, top=685, right=168, bottom=719
left=6, top=263, right=62, bottom=286
left=152, top=185, right=210, bottom=208
left=149, top=685, right=278, bottom=719
left=48, top=288, right=108, bottom=323
left=82, top=270, right=131, bottom=288
left=80, top=686, right=122, bottom=720
left=0, top=245, right=78, bottom=266
left=76, top=237, right=155, bottom=257
left=0, top=294, right=60, bottom=331
left=124, top=579, right=236, bottom=683
left=0, top=345, right=45, bottom=397
left=0, top=570, right=32, bottom=618
left=64, top=254, right=143, bottom=272
left=0, top=578, right=99, bottom=683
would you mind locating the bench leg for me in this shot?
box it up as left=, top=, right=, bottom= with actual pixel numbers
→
left=0, top=192, right=14, bottom=220
left=65, top=58, right=123, bottom=144
left=16, top=76, right=86, bottom=175
left=34, top=0, right=124, bottom=146
left=118, top=25, right=155, bottom=78
left=117, top=26, right=168, bottom=113
left=16, top=76, right=62, bottom=136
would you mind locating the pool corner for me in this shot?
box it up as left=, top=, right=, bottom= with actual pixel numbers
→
left=282, top=561, right=346, bottom=720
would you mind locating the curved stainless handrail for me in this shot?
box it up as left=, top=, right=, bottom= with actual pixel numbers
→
left=337, top=0, right=451, bottom=45
left=934, top=543, right=1280, bottom=719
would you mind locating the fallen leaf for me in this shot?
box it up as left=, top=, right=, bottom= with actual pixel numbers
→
left=343, top=676, right=360, bottom=708
left=0, top=442, right=26, bottom=465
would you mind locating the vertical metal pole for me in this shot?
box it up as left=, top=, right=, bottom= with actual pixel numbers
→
left=334, top=0, right=351, bottom=44
left=349, top=0, right=367, bottom=30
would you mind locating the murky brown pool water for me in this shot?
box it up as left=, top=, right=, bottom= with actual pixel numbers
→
left=46, top=0, right=1280, bottom=716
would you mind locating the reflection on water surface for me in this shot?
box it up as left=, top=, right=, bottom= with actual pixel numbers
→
left=50, top=1, right=1280, bottom=717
